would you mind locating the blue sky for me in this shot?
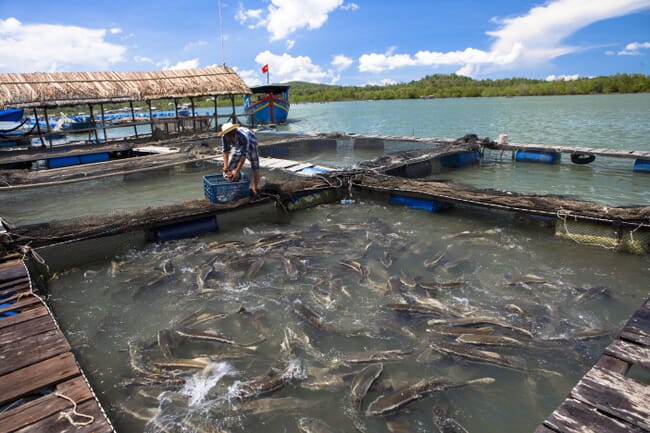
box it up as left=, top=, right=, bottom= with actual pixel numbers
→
left=1, top=0, right=649, bottom=86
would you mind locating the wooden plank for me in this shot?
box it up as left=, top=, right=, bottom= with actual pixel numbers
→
left=0, top=296, right=41, bottom=317
left=604, top=339, right=650, bottom=369
left=570, top=366, right=650, bottom=431
left=0, top=306, right=48, bottom=331
left=595, top=355, right=630, bottom=375
left=0, top=352, right=79, bottom=406
left=621, top=307, right=650, bottom=342
left=13, top=399, right=113, bottom=433
left=0, top=263, right=26, bottom=283
left=0, top=328, right=71, bottom=375
left=0, top=314, right=57, bottom=346
left=543, top=398, right=644, bottom=433
left=0, top=376, right=94, bottom=433
left=0, top=277, right=30, bottom=292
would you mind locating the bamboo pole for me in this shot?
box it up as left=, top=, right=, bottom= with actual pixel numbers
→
left=32, top=108, right=46, bottom=148
left=190, top=96, right=197, bottom=133
left=213, top=96, right=218, bottom=130
left=129, top=101, right=139, bottom=139
left=99, top=103, right=108, bottom=143
left=88, top=104, right=99, bottom=143
left=174, top=98, right=181, bottom=135
left=147, top=100, right=154, bottom=139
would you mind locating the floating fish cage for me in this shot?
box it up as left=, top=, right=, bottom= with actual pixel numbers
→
left=203, top=174, right=250, bottom=203
left=515, top=150, right=561, bottom=164
left=555, top=218, right=650, bottom=254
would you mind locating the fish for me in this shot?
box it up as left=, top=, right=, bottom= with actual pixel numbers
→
left=174, top=328, right=263, bottom=350
left=338, top=349, right=413, bottom=364
left=293, top=302, right=325, bottom=330
left=400, top=292, right=463, bottom=317
left=366, top=376, right=494, bottom=416
left=297, top=417, right=340, bottom=433
left=311, top=286, right=334, bottom=307
left=236, top=364, right=300, bottom=401
left=427, top=325, right=494, bottom=337
left=108, top=260, right=120, bottom=277
left=432, top=400, right=470, bottom=433
left=419, top=280, right=462, bottom=291
left=233, top=397, right=317, bottom=415
left=456, top=333, right=522, bottom=347
left=508, top=274, right=548, bottom=285
left=339, top=259, right=368, bottom=277
left=398, top=270, right=418, bottom=288
left=246, top=257, right=265, bottom=279
left=423, top=252, right=446, bottom=270
left=281, top=327, right=325, bottom=361
left=380, top=251, right=393, bottom=268
left=160, top=259, right=175, bottom=274
left=152, top=356, right=211, bottom=370
left=387, top=276, right=402, bottom=294
left=157, top=328, right=175, bottom=359
left=575, top=285, right=610, bottom=303
left=283, top=255, right=300, bottom=279
left=350, top=363, right=384, bottom=409
left=427, top=316, right=534, bottom=339
left=384, top=303, right=446, bottom=316
left=430, top=341, right=528, bottom=373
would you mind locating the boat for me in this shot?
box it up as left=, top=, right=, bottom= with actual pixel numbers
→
left=0, top=108, right=34, bottom=147
left=244, top=85, right=290, bottom=124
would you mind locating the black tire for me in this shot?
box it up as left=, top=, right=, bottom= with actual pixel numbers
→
left=570, top=152, right=595, bottom=165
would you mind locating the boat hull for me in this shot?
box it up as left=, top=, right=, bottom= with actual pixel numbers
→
left=244, top=85, right=290, bottom=125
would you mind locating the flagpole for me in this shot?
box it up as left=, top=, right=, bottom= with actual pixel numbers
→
left=266, top=71, right=269, bottom=85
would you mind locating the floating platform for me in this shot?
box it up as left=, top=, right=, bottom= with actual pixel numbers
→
left=536, top=296, right=650, bottom=433
left=0, top=257, right=114, bottom=433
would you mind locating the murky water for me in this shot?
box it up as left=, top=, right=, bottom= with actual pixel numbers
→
left=3, top=95, right=650, bottom=432
left=45, top=197, right=650, bottom=433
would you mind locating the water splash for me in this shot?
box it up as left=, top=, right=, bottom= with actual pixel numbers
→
left=180, top=361, right=237, bottom=407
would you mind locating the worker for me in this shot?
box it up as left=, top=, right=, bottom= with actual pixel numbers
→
left=219, top=122, right=260, bottom=195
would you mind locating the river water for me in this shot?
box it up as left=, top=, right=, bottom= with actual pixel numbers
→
left=3, top=94, right=650, bottom=433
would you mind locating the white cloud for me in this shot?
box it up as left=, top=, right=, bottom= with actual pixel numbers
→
left=286, top=39, right=295, bottom=50
left=254, top=50, right=335, bottom=83
left=184, top=40, right=208, bottom=51
left=340, top=2, right=359, bottom=11
left=134, top=56, right=155, bottom=64
left=238, top=0, right=345, bottom=41
left=109, top=27, right=122, bottom=34
left=545, top=74, right=580, bottom=81
left=358, top=0, right=650, bottom=77
left=618, top=41, right=650, bottom=55
left=332, top=54, right=353, bottom=71
left=164, top=58, right=200, bottom=70
left=0, top=17, right=127, bottom=72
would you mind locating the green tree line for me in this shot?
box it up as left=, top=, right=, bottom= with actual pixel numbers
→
left=284, top=73, right=650, bottom=103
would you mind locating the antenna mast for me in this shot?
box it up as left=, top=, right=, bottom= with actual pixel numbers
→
left=218, top=0, right=225, bottom=65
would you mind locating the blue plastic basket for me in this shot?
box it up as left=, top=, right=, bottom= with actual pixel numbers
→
left=203, top=174, right=250, bottom=203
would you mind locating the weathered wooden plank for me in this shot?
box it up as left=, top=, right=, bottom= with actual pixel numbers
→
left=0, top=277, right=30, bottom=292
left=620, top=329, right=650, bottom=347
left=0, top=305, right=48, bottom=331
left=0, top=376, right=94, bottom=433
left=604, top=339, right=650, bottom=369
left=571, top=366, right=650, bottom=431
left=0, top=328, right=71, bottom=375
left=0, top=262, right=26, bottom=283
left=621, top=307, right=650, bottom=341
left=0, top=314, right=56, bottom=346
left=13, top=399, right=113, bottom=433
left=543, top=398, right=644, bottom=433
left=0, top=296, right=41, bottom=317
left=0, top=352, right=79, bottom=406
left=595, top=355, right=630, bottom=375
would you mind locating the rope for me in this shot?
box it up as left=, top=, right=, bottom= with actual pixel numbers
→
left=19, top=245, right=51, bottom=276
left=55, top=392, right=95, bottom=426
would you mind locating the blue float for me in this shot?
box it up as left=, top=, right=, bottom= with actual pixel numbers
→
left=440, top=151, right=481, bottom=168
left=633, top=159, right=650, bottom=173
left=79, top=152, right=110, bottom=164
left=48, top=155, right=81, bottom=168
left=515, top=150, right=561, bottom=164
left=389, top=194, right=451, bottom=212
left=154, top=217, right=219, bottom=241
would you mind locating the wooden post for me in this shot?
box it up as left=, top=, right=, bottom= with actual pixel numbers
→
left=129, top=101, right=139, bottom=139
left=174, top=98, right=181, bottom=135
left=190, top=96, right=197, bottom=133
left=213, top=96, right=218, bottom=130
left=88, top=104, right=99, bottom=144
left=99, top=103, right=108, bottom=143
left=147, top=100, right=155, bottom=140
left=230, top=95, right=237, bottom=124
left=32, top=108, right=46, bottom=148
left=43, top=107, right=52, bottom=148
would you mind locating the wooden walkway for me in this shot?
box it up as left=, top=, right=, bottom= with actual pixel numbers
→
left=536, top=297, right=650, bottom=433
left=0, top=257, right=114, bottom=433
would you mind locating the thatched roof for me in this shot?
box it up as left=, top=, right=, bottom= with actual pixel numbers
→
left=0, top=66, right=251, bottom=109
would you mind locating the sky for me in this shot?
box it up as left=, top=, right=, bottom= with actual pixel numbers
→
left=1, top=0, right=649, bottom=87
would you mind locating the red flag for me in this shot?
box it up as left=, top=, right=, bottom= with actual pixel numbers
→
left=261, top=64, right=269, bottom=73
